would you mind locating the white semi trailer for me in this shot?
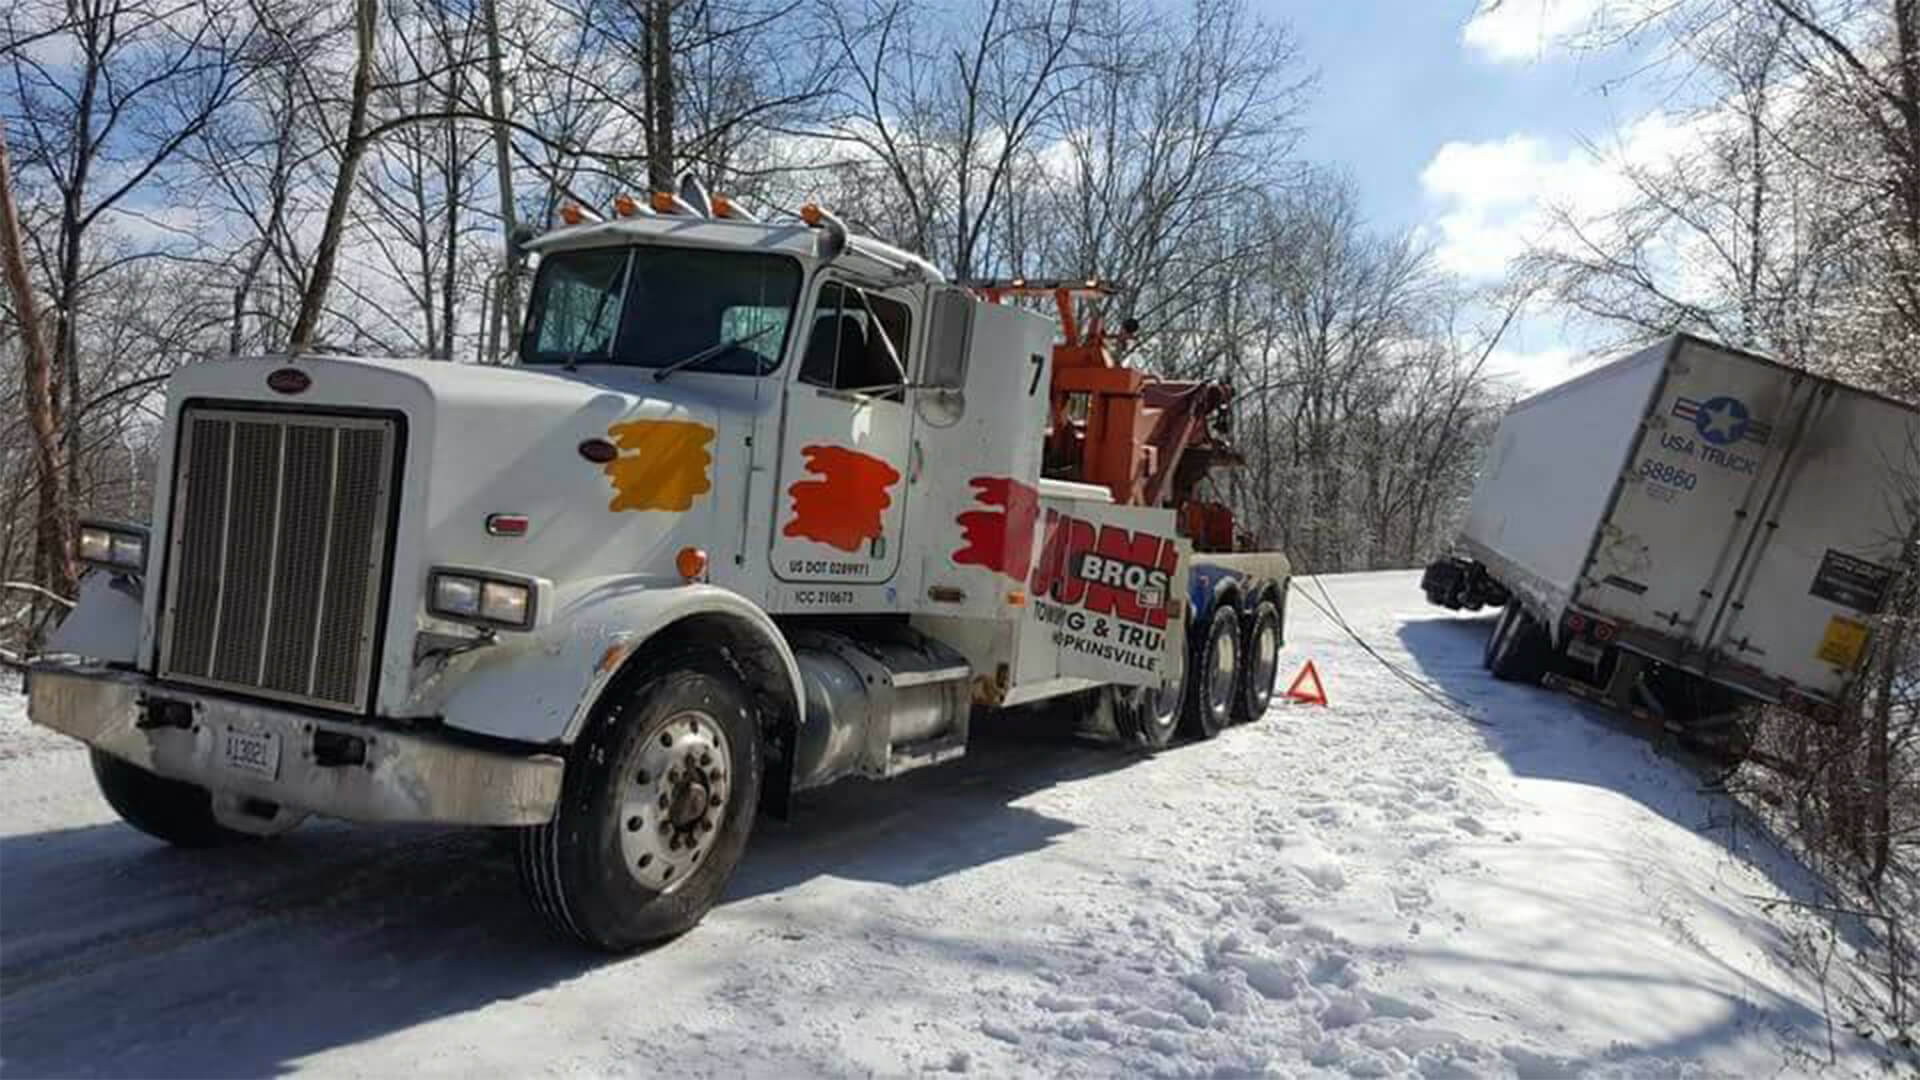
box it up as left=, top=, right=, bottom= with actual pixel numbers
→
left=1423, top=333, right=1920, bottom=757
left=25, top=185, right=1289, bottom=951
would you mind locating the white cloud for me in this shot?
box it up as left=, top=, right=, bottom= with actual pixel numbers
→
left=1418, top=110, right=1701, bottom=280
left=1461, top=0, right=1607, bottom=63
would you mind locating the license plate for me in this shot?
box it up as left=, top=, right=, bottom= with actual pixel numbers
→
left=222, top=727, right=281, bottom=779
left=1566, top=639, right=1605, bottom=665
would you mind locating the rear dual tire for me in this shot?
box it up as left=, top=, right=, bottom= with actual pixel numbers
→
left=1237, top=601, right=1283, bottom=723
left=1184, top=606, right=1240, bottom=739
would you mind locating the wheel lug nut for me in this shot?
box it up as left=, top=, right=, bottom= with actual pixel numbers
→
left=658, top=793, right=668, bottom=810
left=700, top=753, right=712, bottom=766
left=659, top=733, right=672, bottom=748
left=626, top=816, right=641, bottom=832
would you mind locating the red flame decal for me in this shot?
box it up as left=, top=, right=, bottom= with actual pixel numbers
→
left=953, top=476, right=1041, bottom=581
left=783, top=445, right=901, bottom=553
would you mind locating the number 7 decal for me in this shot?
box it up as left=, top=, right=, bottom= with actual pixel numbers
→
left=1028, top=353, right=1045, bottom=396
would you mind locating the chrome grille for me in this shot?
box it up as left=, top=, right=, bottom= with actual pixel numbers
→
left=159, top=407, right=397, bottom=711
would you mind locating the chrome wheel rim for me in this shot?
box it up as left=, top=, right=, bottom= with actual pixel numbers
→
left=1251, top=621, right=1279, bottom=707
left=1147, top=644, right=1184, bottom=736
left=1209, top=630, right=1236, bottom=719
left=618, top=709, right=731, bottom=894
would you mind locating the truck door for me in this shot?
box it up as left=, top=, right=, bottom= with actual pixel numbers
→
left=1583, top=339, right=1813, bottom=649
left=1706, top=383, right=1920, bottom=701
left=772, top=279, right=914, bottom=588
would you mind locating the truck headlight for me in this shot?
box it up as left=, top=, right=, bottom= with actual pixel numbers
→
left=428, top=568, right=538, bottom=631
left=77, top=521, right=147, bottom=572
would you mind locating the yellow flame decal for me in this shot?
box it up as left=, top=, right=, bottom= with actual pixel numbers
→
left=604, top=419, right=715, bottom=512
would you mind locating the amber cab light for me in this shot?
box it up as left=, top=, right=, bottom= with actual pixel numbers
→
left=676, top=547, right=709, bottom=581
left=613, top=193, right=639, bottom=217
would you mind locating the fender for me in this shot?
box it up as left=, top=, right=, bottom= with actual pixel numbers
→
left=44, top=571, right=141, bottom=665
left=1190, top=552, right=1292, bottom=621
left=1187, top=562, right=1245, bottom=624
left=433, top=578, right=804, bottom=748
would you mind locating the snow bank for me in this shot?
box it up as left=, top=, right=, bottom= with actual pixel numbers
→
left=0, top=574, right=1899, bottom=1076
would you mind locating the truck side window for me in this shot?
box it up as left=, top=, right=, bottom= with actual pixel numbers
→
left=799, top=282, right=910, bottom=400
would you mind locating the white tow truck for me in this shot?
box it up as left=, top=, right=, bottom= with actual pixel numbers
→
left=28, top=184, right=1290, bottom=950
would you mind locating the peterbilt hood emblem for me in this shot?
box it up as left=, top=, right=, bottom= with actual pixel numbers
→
left=267, top=367, right=311, bottom=394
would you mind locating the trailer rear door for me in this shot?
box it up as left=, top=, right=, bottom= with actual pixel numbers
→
left=1706, top=383, right=1920, bottom=701
left=1578, top=339, right=1820, bottom=654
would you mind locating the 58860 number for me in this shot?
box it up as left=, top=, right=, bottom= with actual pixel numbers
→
left=1639, top=457, right=1697, bottom=491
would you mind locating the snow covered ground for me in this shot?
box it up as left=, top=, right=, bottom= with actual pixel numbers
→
left=0, top=571, right=1897, bottom=1077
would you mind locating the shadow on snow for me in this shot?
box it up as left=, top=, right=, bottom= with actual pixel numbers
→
left=0, top=715, right=1138, bottom=1078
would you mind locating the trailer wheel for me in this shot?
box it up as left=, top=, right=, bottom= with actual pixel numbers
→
left=1183, top=606, right=1240, bottom=739
left=1487, top=602, right=1551, bottom=685
left=1481, top=603, right=1514, bottom=670
left=89, top=750, right=255, bottom=848
left=1235, top=601, right=1282, bottom=724
left=517, top=658, right=762, bottom=952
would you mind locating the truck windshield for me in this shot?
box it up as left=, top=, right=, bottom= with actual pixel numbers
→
left=520, top=245, right=802, bottom=373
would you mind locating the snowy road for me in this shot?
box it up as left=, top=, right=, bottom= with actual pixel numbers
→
left=0, top=572, right=1882, bottom=1077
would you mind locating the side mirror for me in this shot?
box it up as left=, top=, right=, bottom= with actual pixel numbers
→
left=923, top=289, right=973, bottom=391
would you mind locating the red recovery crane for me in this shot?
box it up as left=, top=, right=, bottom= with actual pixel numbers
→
left=965, top=279, right=1245, bottom=553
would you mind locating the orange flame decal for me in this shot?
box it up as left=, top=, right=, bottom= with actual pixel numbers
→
left=783, top=445, right=900, bottom=552
left=603, top=419, right=715, bottom=512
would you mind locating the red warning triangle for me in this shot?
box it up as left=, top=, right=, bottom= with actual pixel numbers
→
left=1284, top=660, right=1328, bottom=706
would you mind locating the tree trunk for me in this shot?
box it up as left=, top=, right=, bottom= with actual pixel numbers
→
left=0, top=122, right=77, bottom=606
left=289, top=0, right=380, bottom=351
left=481, top=0, right=519, bottom=364
left=647, top=0, right=675, bottom=191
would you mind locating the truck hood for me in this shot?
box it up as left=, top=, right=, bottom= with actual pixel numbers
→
left=150, top=355, right=754, bottom=709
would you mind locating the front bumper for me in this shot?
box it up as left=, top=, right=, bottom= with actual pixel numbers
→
left=28, top=661, right=563, bottom=826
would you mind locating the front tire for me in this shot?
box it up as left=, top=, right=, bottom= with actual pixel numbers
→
left=1183, top=606, right=1240, bottom=739
left=90, top=750, right=255, bottom=848
left=518, top=659, right=762, bottom=952
left=1235, top=600, right=1282, bottom=724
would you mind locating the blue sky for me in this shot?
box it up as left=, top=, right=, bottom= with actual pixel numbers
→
left=1274, top=0, right=1674, bottom=388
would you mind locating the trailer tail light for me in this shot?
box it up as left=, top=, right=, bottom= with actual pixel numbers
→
left=1567, top=612, right=1588, bottom=634
left=1593, top=621, right=1616, bottom=643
